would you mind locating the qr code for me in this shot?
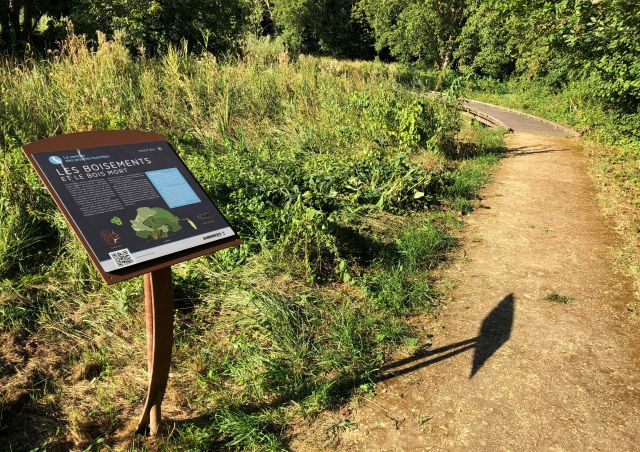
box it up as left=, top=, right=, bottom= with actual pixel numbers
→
left=109, top=248, right=135, bottom=268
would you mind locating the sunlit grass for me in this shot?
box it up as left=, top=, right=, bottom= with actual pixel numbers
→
left=0, top=35, right=504, bottom=450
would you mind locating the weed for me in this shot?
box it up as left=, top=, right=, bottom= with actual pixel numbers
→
left=416, top=413, right=433, bottom=425
left=396, top=222, right=456, bottom=270
left=544, top=292, right=574, bottom=304
left=366, top=267, right=437, bottom=316
left=214, top=407, right=284, bottom=451
left=327, top=418, right=358, bottom=434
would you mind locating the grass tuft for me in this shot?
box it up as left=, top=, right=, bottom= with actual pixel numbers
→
left=543, top=292, right=574, bottom=304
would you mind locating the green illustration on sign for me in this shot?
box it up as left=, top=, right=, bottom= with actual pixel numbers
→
left=130, top=207, right=182, bottom=240
left=111, top=216, right=123, bottom=226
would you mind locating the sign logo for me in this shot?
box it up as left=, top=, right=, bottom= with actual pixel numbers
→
left=48, top=156, right=63, bottom=165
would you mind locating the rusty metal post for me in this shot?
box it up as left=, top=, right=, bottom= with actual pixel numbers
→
left=136, top=266, right=174, bottom=435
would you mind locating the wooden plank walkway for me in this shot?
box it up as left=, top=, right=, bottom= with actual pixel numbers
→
left=463, top=99, right=579, bottom=137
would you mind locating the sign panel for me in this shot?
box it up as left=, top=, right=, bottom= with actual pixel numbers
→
left=23, top=131, right=240, bottom=284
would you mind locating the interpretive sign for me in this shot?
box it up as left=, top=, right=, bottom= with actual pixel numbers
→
left=23, top=130, right=241, bottom=435
left=23, top=130, right=240, bottom=284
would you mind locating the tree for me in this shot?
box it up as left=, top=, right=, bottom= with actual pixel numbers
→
left=271, top=0, right=374, bottom=58
left=454, top=1, right=514, bottom=79
left=0, top=0, right=36, bottom=47
left=0, top=0, right=71, bottom=51
left=70, top=0, right=252, bottom=54
left=356, top=0, right=466, bottom=67
left=486, top=0, right=640, bottom=111
left=0, top=0, right=253, bottom=54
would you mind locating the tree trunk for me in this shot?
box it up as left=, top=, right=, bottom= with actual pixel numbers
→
left=23, top=0, right=31, bottom=41
left=8, top=0, right=21, bottom=43
left=0, top=0, right=12, bottom=47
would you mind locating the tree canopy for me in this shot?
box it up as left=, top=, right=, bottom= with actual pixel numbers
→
left=0, top=0, right=253, bottom=54
left=0, top=0, right=637, bottom=119
left=357, top=0, right=466, bottom=67
left=459, top=0, right=640, bottom=114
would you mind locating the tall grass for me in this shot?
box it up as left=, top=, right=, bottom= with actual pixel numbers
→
left=0, top=35, right=502, bottom=450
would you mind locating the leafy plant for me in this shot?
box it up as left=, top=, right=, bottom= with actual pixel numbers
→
left=0, top=36, right=503, bottom=450
left=130, top=207, right=182, bottom=239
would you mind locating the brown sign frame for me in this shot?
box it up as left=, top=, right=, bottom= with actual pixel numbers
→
left=23, top=130, right=241, bottom=284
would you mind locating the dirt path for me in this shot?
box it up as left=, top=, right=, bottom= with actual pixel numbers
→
left=293, top=106, right=640, bottom=450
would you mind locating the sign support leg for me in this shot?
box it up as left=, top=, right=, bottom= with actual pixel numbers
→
left=136, top=266, right=174, bottom=435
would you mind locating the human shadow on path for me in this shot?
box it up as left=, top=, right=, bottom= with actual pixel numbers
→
left=376, top=293, right=515, bottom=382
left=470, top=293, right=514, bottom=377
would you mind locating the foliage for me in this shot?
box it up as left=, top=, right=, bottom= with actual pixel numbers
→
left=355, top=0, right=466, bottom=67
left=0, top=36, right=503, bottom=450
left=0, top=0, right=73, bottom=50
left=0, top=0, right=251, bottom=54
left=460, top=0, right=640, bottom=113
left=270, top=0, right=374, bottom=58
left=3, top=0, right=638, bottom=121
left=70, top=0, right=253, bottom=54
left=454, top=1, right=513, bottom=79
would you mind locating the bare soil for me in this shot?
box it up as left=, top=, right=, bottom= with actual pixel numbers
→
left=292, top=132, right=640, bottom=451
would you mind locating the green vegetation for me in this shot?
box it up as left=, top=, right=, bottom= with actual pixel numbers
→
left=2, top=2, right=638, bottom=147
left=0, top=36, right=503, bottom=450
left=130, top=207, right=182, bottom=240
left=544, top=293, right=574, bottom=305
left=465, top=77, right=638, bottom=150
left=0, top=0, right=254, bottom=54
left=357, top=0, right=465, bottom=66
left=2, top=0, right=638, bottom=448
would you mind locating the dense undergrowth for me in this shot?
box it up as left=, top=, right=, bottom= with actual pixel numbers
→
left=0, top=36, right=504, bottom=451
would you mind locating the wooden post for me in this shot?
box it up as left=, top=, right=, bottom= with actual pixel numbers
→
left=136, top=266, right=174, bottom=435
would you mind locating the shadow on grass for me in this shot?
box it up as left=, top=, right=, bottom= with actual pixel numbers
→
left=445, top=141, right=508, bottom=162
left=332, top=223, right=400, bottom=267
left=0, top=384, right=73, bottom=452
left=173, top=272, right=212, bottom=316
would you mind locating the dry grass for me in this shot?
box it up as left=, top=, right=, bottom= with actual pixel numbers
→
left=583, top=140, right=640, bottom=296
